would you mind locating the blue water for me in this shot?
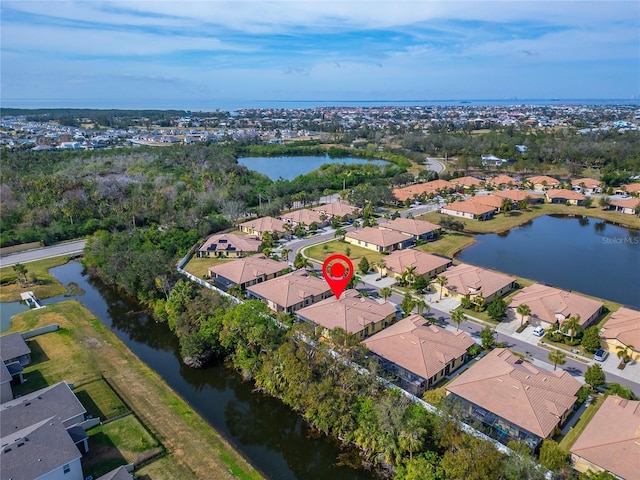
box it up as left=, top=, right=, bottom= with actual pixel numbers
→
left=3, top=98, right=639, bottom=111
left=237, top=155, right=389, bottom=180
left=456, top=215, right=640, bottom=308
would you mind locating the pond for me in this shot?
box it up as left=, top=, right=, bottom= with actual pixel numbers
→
left=237, top=155, right=390, bottom=180
left=456, top=215, right=640, bottom=308
left=4, top=262, right=376, bottom=480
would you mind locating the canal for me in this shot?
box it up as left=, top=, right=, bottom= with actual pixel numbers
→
left=31, top=261, right=376, bottom=480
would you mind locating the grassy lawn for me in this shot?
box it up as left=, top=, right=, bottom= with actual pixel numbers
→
left=183, top=256, right=230, bottom=279
left=304, top=239, right=385, bottom=266
left=414, top=232, right=476, bottom=258
left=0, top=256, right=70, bottom=301
left=82, top=414, right=163, bottom=479
left=73, top=378, right=129, bottom=420
left=418, top=203, right=640, bottom=234
left=8, top=301, right=263, bottom=480
left=558, top=394, right=604, bottom=450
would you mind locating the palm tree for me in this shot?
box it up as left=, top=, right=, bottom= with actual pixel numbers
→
left=450, top=309, right=466, bottom=331
left=334, top=227, right=347, bottom=240
left=561, top=315, right=582, bottom=343
left=435, top=275, right=448, bottom=301
left=280, top=247, right=292, bottom=263
left=374, top=259, right=387, bottom=280
left=616, top=344, right=636, bottom=366
left=416, top=298, right=429, bottom=317
left=516, top=304, right=531, bottom=327
left=501, top=198, right=513, bottom=215
left=379, top=287, right=393, bottom=301
left=402, top=266, right=417, bottom=287
left=548, top=349, right=567, bottom=370
left=347, top=272, right=364, bottom=290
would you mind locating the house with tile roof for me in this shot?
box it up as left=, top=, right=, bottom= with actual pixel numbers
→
left=545, top=188, right=586, bottom=205
left=345, top=227, right=414, bottom=253
left=379, top=217, right=440, bottom=242
left=238, top=216, right=287, bottom=238
left=620, top=183, right=640, bottom=195
left=279, top=208, right=329, bottom=229
left=508, top=283, right=604, bottom=330
left=487, top=174, right=520, bottom=188
left=363, top=314, right=475, bottom=395
left=440, top=199, right=497, bottom=220
left=467, top=194, right=506, bottom=211
left=451, top=176, right=484, bottom=189
left=296, top=290, right=398, bottom=340
left=246, top=269, right=332, bottom=313
left=492, top=189, right=544, bottom=204
left=207, top=254, right=290, bottom=292
left=446, top=348, right=582, bottom=448
left=197, top=233, right=262, bottom=258
left=526, top=175, right=561, bottom=190
left=600, top=307, right=640, bottom=361
left=570, top=395, right=640, bottom=479
left=392, top=179, right=455, bottom=202
left=609, top=197, right=640, bottom=215
left=437, top=263, right=516, bottom=304
left=310, top=202, right=362, bottom=220
left=571, top=178, right=603, bottom=194
left=382, top=249, right=452, bottom=280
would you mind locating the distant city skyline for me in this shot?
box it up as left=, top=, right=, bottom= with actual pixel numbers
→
left=1, top=1, right=639, bottom=109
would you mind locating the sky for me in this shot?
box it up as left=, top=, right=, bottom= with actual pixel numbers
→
left=1, top=1, right=639, bottom=109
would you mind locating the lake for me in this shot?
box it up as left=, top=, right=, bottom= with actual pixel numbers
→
left=237, top=155, right=389, bottom=180
left=456, top=215, right=640, bottom=308
left=3, top=262, right=376, bottom=480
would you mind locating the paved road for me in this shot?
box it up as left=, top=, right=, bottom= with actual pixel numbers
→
left=0, top=240, right=87, bottom=267
left=425, top=157, right=446, bottom=173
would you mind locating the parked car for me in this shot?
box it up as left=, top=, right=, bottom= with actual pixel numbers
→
left=594, top=348, right=609, bottom=362
left=533, top=326, right=545, bottom=337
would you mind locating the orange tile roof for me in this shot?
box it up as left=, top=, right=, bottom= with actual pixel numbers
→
left=488, top=174, right=520, bottom=186
left=384, top=249, right=451, bottom=277
left=297, top=290, right=397, bottom=334
left=363, top=314, right=475, bottom=379
left=467, top=195, right=504, bottom=209
left=380, top=218, right=440, bottom=236
left=610, top=198, right=640, bottom=210
left=198, top=233, right=261, bottom=255
left=526, top=175, right=561, bottom=186
left=247, top=270, right=331, bottom=308
left=622, top=183, right=640, bottom=194
left=311, top=202, right=362, bottom=218
left=393, top=180, right=455, bottom=201
left=345, top=227, right=413, bottom=248
left=545, top=189, right=585, bottom=200
left=280, top=208, right=326, bottom=225
left=441, top=200, right=497, bottom=216
left=601, top=307, right=640, bottom=349
left=571, top=395, right=640, bottom=480
left=207, top=254, right=289, bottom=285
left=239, top=216, right=287, bottom=234
left=571, top=178, right=602, bottom=189
left=451, top=176, right=484, bottom=188
left=440, top=263, right=516, bottom=298
left=446, top=348, right=582, bottom=438
left=509, top=284, right=603, bottom=326
left=492, top=189, right=543, bottom=202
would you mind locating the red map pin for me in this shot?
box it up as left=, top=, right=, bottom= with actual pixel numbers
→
left=322, top=254, right=354, bottom=299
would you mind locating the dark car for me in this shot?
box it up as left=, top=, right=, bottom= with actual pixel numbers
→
left=594, top=348, right=609, bottom=362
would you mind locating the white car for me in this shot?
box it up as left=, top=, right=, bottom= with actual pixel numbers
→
left=532, top=326, right=545, bottom=337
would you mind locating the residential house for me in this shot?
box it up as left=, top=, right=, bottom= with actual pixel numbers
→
left=382, top=249, right=452, bottom=280
left=526, top=175, right=561, bottom=190
left=246, top=269, right=332, bottom=313
left=392, top=179, right=455, bottom=202
left=445, top=348, right=582, bottom=448
left=440, top=199, right=496, bottom=220
left=620, top=183, right=640, bottom=196
left=96, top=466, right=134, bottom=480
left=467, top=194, right=506, bottom=212
left=481, top=154, right=507, bottom=167
left=296, top=289, right=397, bottom=340
left=1, top=416, right=84, bottom=480
left=279, top=208, right=329, bottom=229
left=508, top=283, right=604, bottom=330
left=207, top=254, right=290, bottom=292
left=238, top=216, right=287, bottom=238
left=363, top=314, right=475, bottom=395
left=344, top=227, right=414, bottom=253
left=1, top=363, right=12, bottom=404
left=570, top=395, right=640, bottom=479
left=451, top=176, right=484, bottom=190
left=310, top=202, right=362, bottom=221
left=571, top=178, right=603, bottom=194
left=545, top=189, right=585, bottom=205
left=0, top=332, right=31, bottom=390
left=379, top=217, right=440, bottom=242
left=600, top=307, right=640, bottom=361
left=492, top=189, right=543, bottom=204
left=196, top=233, right=262, bottom=258
left=609, top=197, right=640, bottom=215
left=487, top=174, right=520, bottom=189
left=436, top=263, right=516, bottom=303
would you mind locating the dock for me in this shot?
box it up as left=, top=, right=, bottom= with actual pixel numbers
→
left=20, top=291, right=44, bottom=309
